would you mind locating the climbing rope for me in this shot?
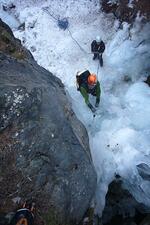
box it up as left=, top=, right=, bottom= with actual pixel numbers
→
left=67, top=28, right=101, bottom=76
left=42, top=7, right=91, bottom=54
left=97, top=60, right=100, bottom=76
left=42, top=7, right=100, bottom=76
left=67, top=28, right=91, bottom=54
left=42, top=7, right=58, bottom=20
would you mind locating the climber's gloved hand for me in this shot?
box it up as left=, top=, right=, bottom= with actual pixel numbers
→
left=95, top=98, right=100, bottom=108
left=88, top=102, right=96, bottom=113
left=95, top=102, right=99, bottom=108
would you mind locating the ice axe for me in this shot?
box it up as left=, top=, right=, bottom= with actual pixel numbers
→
left=93, top=108, right=100, bottom=118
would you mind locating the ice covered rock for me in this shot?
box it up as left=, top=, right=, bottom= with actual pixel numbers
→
left=101, top=0, right=150, bottom=23
left=102, top=178, right=150, bottom=225
left=137, top=163, right=150, bottom=181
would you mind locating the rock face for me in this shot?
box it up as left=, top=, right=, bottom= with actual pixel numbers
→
left=0, top=19, right=32, bottom=60
left=101, top=0, right=150, bottom=23
left=0, top=20, right=97, bottom=225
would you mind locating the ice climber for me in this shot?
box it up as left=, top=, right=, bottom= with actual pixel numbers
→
left=10, top=201, right=35, bottom=225
left=76, top=70, right=101, bottom=113
left=91, top=36, right=105, bottom=66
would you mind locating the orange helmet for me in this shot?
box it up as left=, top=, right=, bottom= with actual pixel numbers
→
left=88, top=74, right=97, bottom=85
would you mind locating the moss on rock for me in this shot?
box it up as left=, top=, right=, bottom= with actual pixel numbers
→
left=0, top=19, right=32, bottom=60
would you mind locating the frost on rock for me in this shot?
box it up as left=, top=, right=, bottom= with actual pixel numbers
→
left=0, top=86, right=39, bottom=131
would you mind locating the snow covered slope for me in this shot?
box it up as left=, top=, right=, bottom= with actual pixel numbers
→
left=0, top=0, right=150, bottom=216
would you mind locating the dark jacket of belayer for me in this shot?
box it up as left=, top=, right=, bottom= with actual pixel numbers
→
left=76, top=70, right=101, bottom=106
left=10, top=208, right=34, bottom=225
left=91, top=40, right=105, bottom=54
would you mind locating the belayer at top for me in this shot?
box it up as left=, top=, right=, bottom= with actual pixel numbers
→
left=91, top=36, right=105, bottom=66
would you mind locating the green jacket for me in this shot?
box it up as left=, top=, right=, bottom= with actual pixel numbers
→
left=79, top=81, right=101, bottom=106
